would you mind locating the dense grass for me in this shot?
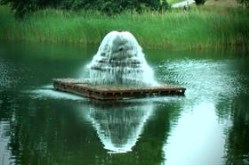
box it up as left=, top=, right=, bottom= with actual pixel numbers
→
left=0, top=5, right=248, bottom=50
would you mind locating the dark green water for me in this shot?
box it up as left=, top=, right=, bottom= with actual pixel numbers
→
left=0, top=42, right=248, bottom=165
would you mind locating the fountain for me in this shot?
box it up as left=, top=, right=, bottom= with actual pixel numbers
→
left=87, top=31, right=157, bottom=86
left=53, top=31, right=185, bottom=100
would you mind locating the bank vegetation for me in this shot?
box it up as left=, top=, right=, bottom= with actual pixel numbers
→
left=0, top=5, right=248, bottom=50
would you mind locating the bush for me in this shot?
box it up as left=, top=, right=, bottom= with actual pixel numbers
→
left=195, top=0, right=205, bottom=5
left=0, top=0, right=169, bottom=18
left=237, top=0, right=249, bottom=8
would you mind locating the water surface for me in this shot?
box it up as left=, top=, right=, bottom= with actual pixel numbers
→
left=0, top=42, right=248, bottom=165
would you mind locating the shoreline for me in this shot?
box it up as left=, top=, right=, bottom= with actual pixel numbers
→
left=0, top=5, right=248, bottom=51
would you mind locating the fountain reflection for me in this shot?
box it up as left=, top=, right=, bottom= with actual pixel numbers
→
left=87, top=100, right=154, bottom=153
left=0, top=121, right=11, bottom=165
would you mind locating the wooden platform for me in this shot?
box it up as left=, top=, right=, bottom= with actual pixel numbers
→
left=53, top=79, right=186, bottom=100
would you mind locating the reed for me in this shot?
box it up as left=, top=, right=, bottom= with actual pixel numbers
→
left=0, top=5, right=248, bottom=50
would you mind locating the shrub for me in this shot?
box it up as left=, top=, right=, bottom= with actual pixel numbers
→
left=195, top=0, right=205, bottom=5
left=0, top=0, right=169, bottom=18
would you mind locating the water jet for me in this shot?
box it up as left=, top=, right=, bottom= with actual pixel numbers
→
left=53, top=31, right=185, bottom=100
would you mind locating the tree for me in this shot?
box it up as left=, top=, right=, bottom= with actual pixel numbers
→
left=194, top=0, right=205, bottom=5
left=0, top=0, right=38, bottom=17
left=237, top=0, right=249, bottom=8
left=0, top=0, right=169, bottom=18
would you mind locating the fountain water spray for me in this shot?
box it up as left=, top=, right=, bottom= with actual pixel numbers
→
left=53, top=31, right=185, bottom=100
left=87, top=31, right=158, bottom=86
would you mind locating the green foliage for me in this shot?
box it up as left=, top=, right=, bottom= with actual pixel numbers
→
left=0, top=0, right=36, bottom=17
left=0, top=0, right=169, bottom=18
left=237, top=0, right=249, bottom=8
left=194, top=0, right=205, bottom=5
left=0, top=5, right=248, bottom=50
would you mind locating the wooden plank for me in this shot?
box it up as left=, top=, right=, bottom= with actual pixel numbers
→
left=53, top=78, right=186, bottom=100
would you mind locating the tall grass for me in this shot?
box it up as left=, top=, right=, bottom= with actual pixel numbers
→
left=0, top=5, right=248, bottom=50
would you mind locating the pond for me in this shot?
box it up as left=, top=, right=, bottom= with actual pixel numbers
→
left=0, top=41, right=249, bottom=165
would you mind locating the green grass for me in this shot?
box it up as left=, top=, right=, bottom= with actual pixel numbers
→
left=0, top=5, right=248, bottom=50
left=168, top=0, right=184, bottom=4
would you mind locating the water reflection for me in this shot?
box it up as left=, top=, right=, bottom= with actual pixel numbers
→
left=0, top=121, right=11, bottom=165
left=87, top=101, right=154, bottom=153
left=1, top=42, right=249, bottom=165
left=3, top=91, right=170, bottom=164
left=27, top=85, right=84, bottom=101
left=225, top=94, right=249, bottom=165
left=157, top=59, right=242, bottom=101
left=163, top=101, right=226, bottom=165
left=0, top=56, right=13, bottom=89
left=160, top=54, right=249, bottom=165
left=27, top=86, right=155, bottom=153
left=0, top=92, right=19, bottom=165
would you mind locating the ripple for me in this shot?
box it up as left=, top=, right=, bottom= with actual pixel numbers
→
left=0, top=57, right=12, bottom=89
left=24, top=85, right=84, bottom=101
left=156, top=59, right=247, bottom=101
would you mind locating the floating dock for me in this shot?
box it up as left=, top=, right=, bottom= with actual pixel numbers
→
left=53, top=79, right=186, bottom=100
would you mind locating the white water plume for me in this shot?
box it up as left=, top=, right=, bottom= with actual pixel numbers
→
left=87, top=31, right=158, bottom=86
